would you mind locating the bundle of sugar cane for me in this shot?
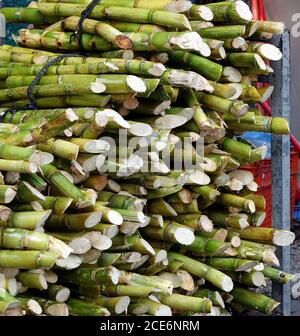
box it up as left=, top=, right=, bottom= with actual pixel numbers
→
left=0, top=0, right=295, bottom=317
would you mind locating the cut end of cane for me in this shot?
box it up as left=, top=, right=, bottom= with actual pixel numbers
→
left=4, top=187, right=17, bottom=204
left=129, top=122, right=153, bottom=137
left=87, top=232, right=112, bottom=251
left=107, top=210, right=123, bottom=226
left=65, top=108, right=78, bottom=122
left=222, top=67, right=242, bottom=83
left=140, top=238, right=155, bottom=256
left=188, top=170, right=211, bottom=186
left=177, top=270, right=195, bottom=291
left=46, top=303, right=69, bottom=317
left=85, top=140, right=110, bottom=154
left=110, top=266, right=121, bottom=285
left=254, top=54, right=267, bottom=71
left=258, top=43, right=283, bottom=61
left=50, top=237, right=74, bottom=260
left=114, top=296, right=130, bottom=315
left=196, top=5, right=214, bottom=22
left=126, top=75, right=147, bottom=93
left=165, top=0, right=192, bottom=13
left=170, top=32, right=209, bottom=55
left=232, top=37, right=247, bottom=50
left=252, top=271, right=267, bottom=287
left=154, top=114, right=187, bottom=130
left=115, top=35, right=133, bottom=50
left=55, top=287, right=71, bottom=303
left=69, top=237, right=91, bottom=255
left=90, top=81, right=107, bottom=94
left=221, top=276, right=234, bottom=292
left=56, top=254, right=82, bottom=270
left=94, top=111, right=109, bottom=128
left=235, top=1, right=253, bottom=22
left=199, top=215, right=214, bottom=233
left=148, top=63, right=166, bottom=77
left=174, top=227, right=195, bottom=246
left=227, top=84, right=242, bottom=101
left=273, top=230, right=295, bottom=247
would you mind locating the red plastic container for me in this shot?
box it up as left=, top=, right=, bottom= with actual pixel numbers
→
left=241, top=147, right=299, bottom=227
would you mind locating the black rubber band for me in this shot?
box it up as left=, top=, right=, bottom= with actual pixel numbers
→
left=71, top=0, right=102, bottom=52
left=0, top=53, right=82, bottom=121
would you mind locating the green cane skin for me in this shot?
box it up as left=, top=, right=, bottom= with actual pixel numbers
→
left=170, top=51, right=223, bottom=81
left=225, top=271, right=265, bottom=287
left=119, top=271, right=172, bottom=295
left=0, top=144, right=40, bottom=162
left=174, top=213, right=203, bottom=230
left=44, top=0, right=189, bottom=12
left=243, top=195, right=266, bottom=211
left=87, top=295, right=129, bottom=314
left=156, top=293, right=212, bottom=313
left=0, top=228, right=52, bottom=251
left=0, top=111, right=79, bottom=146
left=36, top=3, right=191, bottom=30
left=190, top=185, right=220, bottom=201
left=67, top=298, right=110, bottom=316
left=196, top=93, right=249, bottom=117
left=36, top=197, right=73, bottom=215
left=168, top=252, right=233, bottom=292
left=16, top=29, right=207, bottom=55
left=99, top=21, right=166, bottom=33
left=0, top=159, right=37, bottom=173
left=236, top=239, right=277, bottom=264
left=0, top=7, right=58, bottom=25
left=59, top=267, right=120, bottom=287
left=207, top=211, right=247, bottom=230
left=0, top=84, right=109, bottom=103
left=0, top=94, right=111, bottom=110
left=206, top=2, right=252, bottom=24
left=231, top=287, right=279, bottom=314
left=111, top=234, right=155, bottom=255
left=205, top=257, right=259, bottom=272
left=219, top=137, right=252, bottom=161
left=100, top=284, right=153, bottom=298
left=17, top=271, right=48, bottom=290
left=47, top=284, right=70, bottom=302
left=141, top=221, right=194, bottom=245
left=0, top=289, right=20, bottom=313
left=2, top=108, right=74, bottom=124
left=21, top=174, right=48, bottom=192
left=185, top=235, right=231, bottom=256
left=168, top=200, right=199, bottom=214
left=0, top=45, right=55, bottom=56
left=129, top=297, right=170, bottom=316
left=62, top=17, right=133, bottom=49
left=45, top=212, right=101, bottom=231
left=0, top=250, right=58, bottom=269
left=193, top=289, right=225, bottom=308
left=226, top=116, right=290, bottom=135
left=0, top=50, right=55, bottom=65
left=262, top=267, right=294, bottom=285
left=37, top=139, right=79, bottom=161
left=196, top=25, right=247, bottom=39
left=227, top=53, right=266, bottom=69
left=41, top=164, right=86, bottom=206
left=0, top=58, right=167, bottom=77
left=5, top=74, right=146, bottom=94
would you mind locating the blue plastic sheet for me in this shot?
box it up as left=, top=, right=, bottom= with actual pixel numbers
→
left=241, top=132, right=272, bottom=159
